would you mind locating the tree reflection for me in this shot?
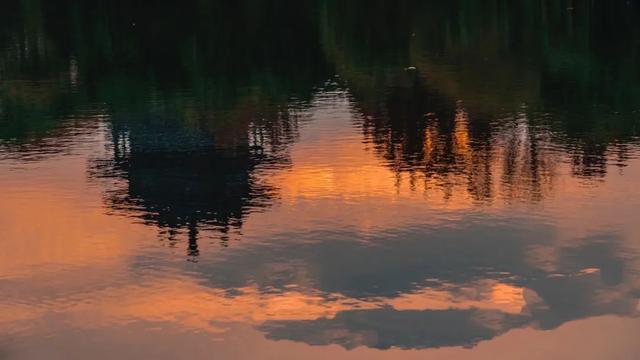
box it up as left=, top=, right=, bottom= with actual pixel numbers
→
left=3, top=0, right=639, bottom=197
left=322, top=0, right=640, bottom=201
left=0, top=0, right=328, bottom=254
left=2, top=0, right=640, bottom=352
left=94, top=104, right=309, bottom=253
left=82, top=1, right=327, bottom=255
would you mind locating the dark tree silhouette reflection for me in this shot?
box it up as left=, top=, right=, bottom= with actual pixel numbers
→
left=94, top=105, right=309, bottom=254
left=77, top=1, right=329, bottom=256
left=322, top=0, right=640, bottom=202
left=2, top=0, right=640, bottom=353
left=0, top=0, right=329, bottom=255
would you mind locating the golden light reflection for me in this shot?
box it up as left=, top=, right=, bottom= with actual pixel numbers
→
left=271, top=132, right=479, bottom=211
left=1, top=88, right=640, bottom=357
left=111, top=283, right=372, bottom=332
left=256, top=105, right=559, bottom=240
left=0, top=276, right=534, bottom=337
left=0, top=161, right=139, bottom=278
left=272, top=105, right=559, bottom=210
left=387, top=282, right=526, bottom=315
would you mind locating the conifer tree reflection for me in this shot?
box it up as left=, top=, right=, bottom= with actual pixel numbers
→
left=322, top=0, right=640, bottom=202
left=99, top=104, right=307, bottom=255
left=0, top=0, right=328, bottom=255
left=85, top=0, right=326, bottom=256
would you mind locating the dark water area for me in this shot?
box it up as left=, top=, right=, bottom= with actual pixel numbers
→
left=1, top=1, right=640, bottom=359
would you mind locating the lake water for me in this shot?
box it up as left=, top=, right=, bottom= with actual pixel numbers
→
left=2, top=1, right=640, bottom=359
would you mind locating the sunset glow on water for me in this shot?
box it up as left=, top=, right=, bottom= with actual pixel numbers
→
left=2, top=1, right=640, bottom=359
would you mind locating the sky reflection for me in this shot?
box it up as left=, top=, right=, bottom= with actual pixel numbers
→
left=2, top=1, right=640, bottom=359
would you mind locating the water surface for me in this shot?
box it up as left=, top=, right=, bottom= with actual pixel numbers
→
left=2, top=1, right=640, bottom=359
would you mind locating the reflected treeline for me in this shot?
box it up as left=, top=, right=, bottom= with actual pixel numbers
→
left=322, top=0, right=640, bottom=200
left=0, top=0, right=329, bottom=251
left=84, top=0, right=328, bottom=251
left=0, top=0, right=326, bottom=141
left=3, top=0, right=640, bottom=351
left=3, top=0, right=640, bottom=214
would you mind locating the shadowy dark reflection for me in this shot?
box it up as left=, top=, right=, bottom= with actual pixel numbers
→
left=3, top=0, right=640, bottom=191
left=207, top=224, right=639, bottom=350
left=322, top=0, right=640, bottom=195
left=2, top=0, right=640, bottom=352
left=1, top=0, right=329, bottom=254
left=348, top=75, right=560, bottom=202
left=0, top=0, right=326, bottom=157
left=78, top=1, right=329, bottom=253
left=261, top=308, right=528, bottom=350
left=94, top=105, right=308, bottom=252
